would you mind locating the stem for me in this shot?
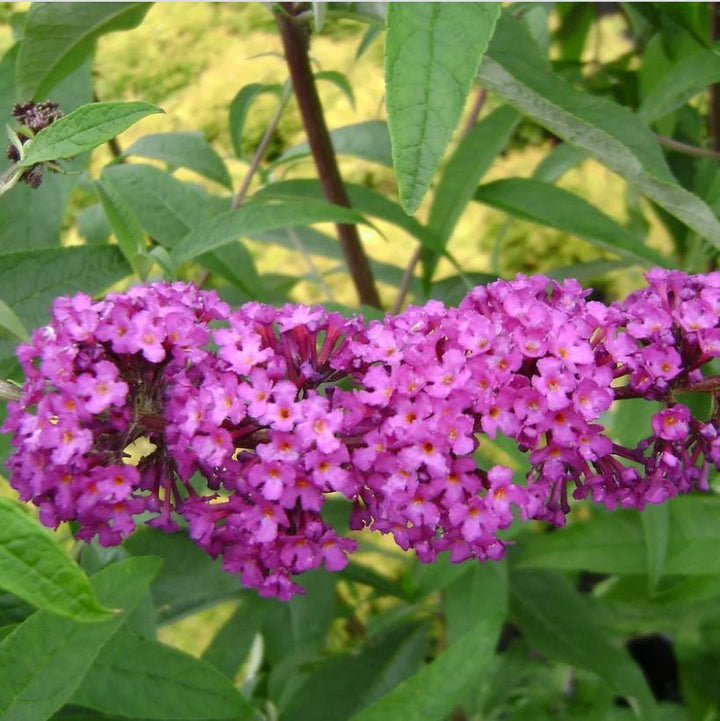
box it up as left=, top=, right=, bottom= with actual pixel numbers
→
left=232, top=82, right=292, bottom=210
left=711, top=2, right=720, bottom=152
left=286, top=227, right=335, bottom=301
left=275, top=5, right=382, bottom=309
left=656, top=135, right=720, bottom=160
left=462, top=87, right=487, bottom=136
left=390, top=246, right=422, bottom=315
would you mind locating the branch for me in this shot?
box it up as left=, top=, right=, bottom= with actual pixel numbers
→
left=275, top=5, right=382, bottom=309
left=656, top=135, right=720, bottom=160
left=232, top=83, right=291, bottom=210
left=711, top=2, right=720, bottom=152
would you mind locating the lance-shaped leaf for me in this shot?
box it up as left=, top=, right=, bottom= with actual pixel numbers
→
left=16, top=2, right=150, bottom=99
left=94, top=178, right=151, bottom=280
left=349, top=562, right=506, bottom=721
left=275, top=121, right=392, bottom=168
left=0, top=498, right=111, bottom=621
left=474, top=177, right=669, bottom=267
left=124, top=132, right=233, bottom=189
left=0, top=299, right=28, bottom=342
left=639, top=43, right=720, bottom=122
left=480, top=12, right=720, bottom=249
left=71, top=631, right=255, bottom=720
left=0, top=557, right=161, bottom=721
left=510, top=569, right=656, bottom=719
left=228, top=82, right=284, bottom=158
left=385, top=3, right=501, bottom=213
left=19, top=101, right=163, bottom=167
left=170, top=200, right=369, bottom=265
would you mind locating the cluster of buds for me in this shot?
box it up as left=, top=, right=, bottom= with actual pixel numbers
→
left=4, top=269, right=719, bottom=598
left=6, top=100, right=63, bottom=188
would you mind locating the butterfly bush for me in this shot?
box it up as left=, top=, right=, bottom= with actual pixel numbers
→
left=4, top=269, right=720, bottom=599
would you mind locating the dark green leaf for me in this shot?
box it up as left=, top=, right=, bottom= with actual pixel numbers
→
left=228, top=82, right=283, bottom=158
left=124, top=132, right=232, bottom=189
left=0, top=498, right=111, bottom=621
left=170, top=200, right=369, bottom=265
left=71, top=631, right=255, bottom=720
left=513, top=510, right=647, bottom=574
left=275, top=121, right=392, bottom=168
left=123, top=528, right=241, bottom=624
left=532, top=143, right=586, bottom=183
left=254, top=179, right=445, bottom=255
left=316, top=70, right=355, bottom=109
left=101, top=164, right=230, bottom=248
left=349, top=561, right=506, bottom=721
left=20, top=102, right=163, bottom=166
left=0, top=246, right=130, bottom=364
left=423, top=104, right=519, bottom=284
left=76, top=204, right=111, bottom=245
left=0, top=299, right=29, bottom=341
left=94, top=178, right=151, bottom=280
left=262, top=570, right=336, bottom=666
left=475, top=178, right=669, bottom=267
left=201, top=597, right=268, bottom=679
left=510, top=569, right=656, bottom=719
left=639, top=43, right=720, bottom=122
left=0, top=557, right=161, bottom=721
left=481, top=12, right=720, bottom=249
left=429, top=105, right=520, bottom=244
left=664, top=495, right=720, bottom=575
left=279, top=622, right=428, bottom=721
left=16, top=2, right=150, bottom=99
left=385, top=2, right=501, bottom=213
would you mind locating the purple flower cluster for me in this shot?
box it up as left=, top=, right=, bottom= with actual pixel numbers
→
left=4, top=269, right=720, bottom=598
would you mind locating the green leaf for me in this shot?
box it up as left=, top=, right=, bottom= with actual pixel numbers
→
left=474, top=178, right=669, bottom=267
left=0, top=557, right=161, bottom=721
left=19, top=102, right=163, bottom=167
left=0, top=298, right=28, bottom=341
left=228, top=82, right=283, bottom=158
left=349, top=561, right=506, bottom=721
left=247, top=226, right=414, bottom=294
left=71, top=631, right=255, bottom=720
left=123, top=528, right=241, bottom=624
left=481, top=11, right=720, bottom=249
left=513, top=510, right=647, bottom=574
left=607, top=398, right=668, bottom=592
left=170, top=200, right=369, bottom=265
left=429, top=105, right=520, bottom=244
left=664, top=495, right=720, bottom=575
left=262, top=570, right=336, bottom=667
left=94, top=179, right=151, bottom=280
left=201, top=597, right=268, bottom=679
left=275, top=121, right=392, bottom=168
left=255, top=179, right=445, bottom=255
left=279, top=622, right=429, bottom=721
left=101, top=164, right=230, bottom=248
left=639, top=43, right=720, bottom=122
left=316, top=70, right=355, bottom=109
left=510, top=569, right=656, bottom=719
left=641, top=504, right=670, bottom=593
left=124, top=132, right=233, bottom=189
left=444, top=560, right=507, bottom=645
left=0, top=246, right=130, bottom=365
left=385, top=2, right=501, bottom=213
left=0, top=498, right=111, bottom=621
left=16, top=2, right=150, bottom=99
left=422, top=104, right=518, bottom=285
left=76, top=204, right=111, bottom=245
left=532, top=142, right=586, bottom=183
